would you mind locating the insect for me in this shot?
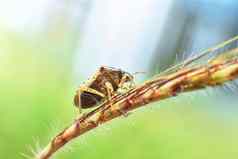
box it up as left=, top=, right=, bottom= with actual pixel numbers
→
left=74, top=66, right=134, bottom=112
left=76, top=35, right=238, bottom=118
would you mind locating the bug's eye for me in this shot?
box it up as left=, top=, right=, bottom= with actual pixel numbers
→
left=125, top=74, right=133, bottom=81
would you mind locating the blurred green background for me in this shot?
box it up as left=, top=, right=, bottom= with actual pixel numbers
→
left=1, top=0, right=238, bottom=159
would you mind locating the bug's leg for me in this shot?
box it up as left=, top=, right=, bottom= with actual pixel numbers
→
left=119, top=108, right=130, bottom=117
left=74, top=89, right=83, bottom=114
left=105, top=82, right=114, bottom=100
left=104, top=82, right=117, bottom=114
left=105, top=82, right=130, bottom=117
left=78, top=105, right=82, bottom=114
left=79, top=85, right=105, bottom=98
left=128, top=80, right=136, bottom=89
left=118, top=109, right=131, bottom=117
left=117, top=74, right=135, bottom=95
left=76, top=107, right=88, bottom=119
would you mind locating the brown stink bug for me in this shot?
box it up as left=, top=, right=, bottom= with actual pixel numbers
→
left=74, top=66, right=134, bottom=112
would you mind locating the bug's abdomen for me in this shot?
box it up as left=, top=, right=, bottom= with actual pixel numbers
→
left=77, top=91, right=103, bottom=108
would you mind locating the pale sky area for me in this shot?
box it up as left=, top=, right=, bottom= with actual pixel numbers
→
left=0, top=0, right=174, bottom=84
left=0, top=0, right=52, bottom=32
left=0, top=0, right=88, bottom=33
left=1, top=0, right=237, bottom=80
left=73, top=0, right=173, bottom=79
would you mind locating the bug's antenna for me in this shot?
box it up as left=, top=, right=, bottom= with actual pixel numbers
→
left=132, top=71, right=146, bottom=76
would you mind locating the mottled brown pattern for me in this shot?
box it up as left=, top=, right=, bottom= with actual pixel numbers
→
left=88, top=66, right=124, bottom=96
left=74, top=66, right=133, bottom=109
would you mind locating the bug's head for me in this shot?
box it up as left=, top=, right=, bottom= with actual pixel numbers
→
left=123, top=72, right=134, bottom=82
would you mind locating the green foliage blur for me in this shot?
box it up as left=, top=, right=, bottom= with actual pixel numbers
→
left=1, top=11, right=238, bottom=159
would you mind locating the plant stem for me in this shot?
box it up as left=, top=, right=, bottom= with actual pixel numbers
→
left=37, top=54, right=238, bottom=159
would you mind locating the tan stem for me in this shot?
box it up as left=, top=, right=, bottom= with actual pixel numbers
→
left=37, top=59, right=238, bottom=159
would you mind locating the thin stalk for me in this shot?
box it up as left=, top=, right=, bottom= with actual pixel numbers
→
left=37, top=39, right=238, bottom=159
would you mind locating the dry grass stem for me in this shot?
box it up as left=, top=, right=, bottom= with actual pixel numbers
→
left=37, top=37, right=238, bottom=159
